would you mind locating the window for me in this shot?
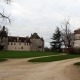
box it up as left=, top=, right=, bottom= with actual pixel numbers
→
left=21, top=47, right=23, bottom=49
left=11, top=42, right=13, bottom=45
left=27, top=43, right=28, bottom=46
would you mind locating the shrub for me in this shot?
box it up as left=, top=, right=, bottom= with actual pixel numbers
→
left=68, top=47, right=80, bottom=54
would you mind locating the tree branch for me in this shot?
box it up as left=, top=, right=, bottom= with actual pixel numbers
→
left=0, top=12, right=11, bottom=23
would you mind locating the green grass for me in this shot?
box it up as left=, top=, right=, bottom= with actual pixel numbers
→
left=0, top=51, right=60, bottom=58
left=74, top=62, right=80, bottom=66
left=0, top=51, right=80, bottom=63
left=29, top=55, right=80, bottom=62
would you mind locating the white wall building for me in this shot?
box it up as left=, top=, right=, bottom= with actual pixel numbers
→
left=8, top=36, right=31, bottom=51
left=74, top=29, right=80, bottom=48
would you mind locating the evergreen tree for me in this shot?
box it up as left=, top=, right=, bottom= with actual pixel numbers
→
left=50, top=27, right=62, bottom=51
left=0, top=26, right=8, bottom=50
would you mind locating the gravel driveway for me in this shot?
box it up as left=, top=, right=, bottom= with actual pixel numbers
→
left=0, top=58, right=80, bottom=80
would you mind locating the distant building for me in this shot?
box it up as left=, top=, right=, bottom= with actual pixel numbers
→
left=74, top=29, right=80, bottom=48
left=0, top=26, right=44, bottom=51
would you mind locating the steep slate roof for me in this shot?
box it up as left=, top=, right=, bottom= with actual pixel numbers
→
left=30, top=33, right=44, bottom=41
left=8, top=36, right=17, bottom=42
left=40, top=37, right=44, bottom=41
left=8, top=36, right=30, bottom=43
left=19, top=37, right=30, bottom=42
left=30, top=33, right=40, bottom=39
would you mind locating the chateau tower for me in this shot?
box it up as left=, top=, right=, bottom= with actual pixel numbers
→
left=74, top=29, right=80, bottom=48
left=30, top=33, right=44, bottom=51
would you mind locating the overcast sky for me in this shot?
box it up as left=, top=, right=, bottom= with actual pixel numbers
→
left=0, top=0, right=80, bottom=47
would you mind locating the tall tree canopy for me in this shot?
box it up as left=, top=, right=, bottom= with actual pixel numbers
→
left=50, top=27, right=62, bottom=51
left=61, top=19, right=73, bottom=48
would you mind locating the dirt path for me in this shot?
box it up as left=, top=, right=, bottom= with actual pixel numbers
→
left=0, top=58, right=80, bottom=80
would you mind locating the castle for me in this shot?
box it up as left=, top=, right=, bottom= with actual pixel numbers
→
left=0, top=26, right=44, bottom=51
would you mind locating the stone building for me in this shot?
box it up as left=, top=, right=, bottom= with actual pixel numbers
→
left=7, top=36, right=31, bottom=51
left=30, top=33, right=44, bottom=51
left=0, top=26, right=44, bottom=51
left=74, top=29, right=80, bottom=48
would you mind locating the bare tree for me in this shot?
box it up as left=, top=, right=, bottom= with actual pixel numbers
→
left=3, top=0, right=12, bottom=4
left=5, top=0, right=11, bottom=4
left=0, top=11, right=11, bottom=23
left=0, top=0, right=12, bottom=23
left=61, top=18, right=74, bottom=48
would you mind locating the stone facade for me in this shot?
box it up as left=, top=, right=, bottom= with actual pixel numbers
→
left=7, top=36, right=31, bottom=51
left=74, top=29, right=80, bottom=48
left=30, top=33, right=44, bottom=51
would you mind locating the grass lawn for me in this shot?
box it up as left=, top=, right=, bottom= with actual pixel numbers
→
left=74, top=62, right=80, bottom=66
left=29, top=55, right=80, bottom=62
left=0, top=51, right=61, bottom=58
left=0, top=51, right=80, bottom=62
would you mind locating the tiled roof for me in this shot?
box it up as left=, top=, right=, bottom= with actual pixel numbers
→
left=40, top=37, right=44, bottom=41
left=30, top=33, right=44, bottom=41
left=8, top=36, right=17, bottom=42
left=8, top=36, right=30, bottom=43
left=30, top=33, right=40, bottom=39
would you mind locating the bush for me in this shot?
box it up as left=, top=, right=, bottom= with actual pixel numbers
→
left=68, top=47, right=80, bottom=54
left=62, top=48, right=69, bottom=53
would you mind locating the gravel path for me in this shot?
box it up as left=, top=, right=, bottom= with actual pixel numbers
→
left=0, top=58, right=80, bottom=80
